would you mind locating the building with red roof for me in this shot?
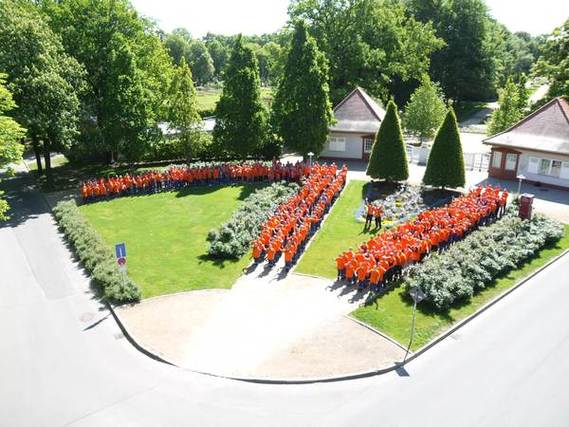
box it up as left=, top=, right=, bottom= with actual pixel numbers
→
left=483, top=97, right=569, bottom=189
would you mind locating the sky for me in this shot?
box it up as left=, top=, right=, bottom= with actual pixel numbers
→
left=131, top=0, right=569, bottom=37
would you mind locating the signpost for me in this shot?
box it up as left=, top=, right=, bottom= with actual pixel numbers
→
left=403, top=286, right=426, bottom=364
left=115, top=242, right=127, bottom=273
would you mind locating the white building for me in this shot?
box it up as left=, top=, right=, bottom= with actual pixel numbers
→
left=483, top=97, right=569, bottom=189
left=319, top=87, right=386, bottom=161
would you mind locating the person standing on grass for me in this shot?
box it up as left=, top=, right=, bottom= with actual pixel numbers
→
left=374, top=204, right=383, bottom=229
left=364, top=200, right=373, bottom=230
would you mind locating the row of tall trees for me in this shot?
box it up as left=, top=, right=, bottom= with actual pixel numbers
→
left=213, top=22, right=333, bottom=159
left=367, top=99, right=465, bottom=188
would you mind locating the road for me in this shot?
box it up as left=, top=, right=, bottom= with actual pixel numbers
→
left=1, top=174, right=569, bottom=427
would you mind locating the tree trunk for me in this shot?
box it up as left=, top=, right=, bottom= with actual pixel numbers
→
left=43, top=144, right=52, bottom=188
left=32, top=136, right=43, bottom=175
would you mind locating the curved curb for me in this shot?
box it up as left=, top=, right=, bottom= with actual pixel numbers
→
left=108, top=246, right=569, bottom=385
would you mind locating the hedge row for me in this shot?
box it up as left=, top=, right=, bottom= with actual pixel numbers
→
left=53, top=200, right=141, bottom=304
left=406, top=211, right=563, bottom=311
left=207, top=181, right=299, bottom=258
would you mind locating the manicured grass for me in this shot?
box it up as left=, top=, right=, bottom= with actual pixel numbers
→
left=196, top=86, right=274, bottom=112
left=295, top=180, right=380, bottom=278
left=454, top=101, right=489, bottom=122
left=352, top=225, right=569, bottom=351
left=80, top=184, right=262, bottom=298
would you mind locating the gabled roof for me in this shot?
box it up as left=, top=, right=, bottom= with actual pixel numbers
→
left=483, top=97, right=569, bottom=156
left=330, top=87, right=386, bottom=134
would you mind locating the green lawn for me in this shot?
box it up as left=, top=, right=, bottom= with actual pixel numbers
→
left=80, top=184, right=261, bottom=298
left=295, top=180, right=379, bottom=278
left=353, top=225, right=569, bottom=351
left=196, top=86, right=274, bottom=112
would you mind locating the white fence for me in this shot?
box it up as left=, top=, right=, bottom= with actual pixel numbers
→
left=406, top=145, right=490, bottom=172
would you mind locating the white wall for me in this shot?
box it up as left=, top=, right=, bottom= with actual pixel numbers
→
left=319, top=132, right=363, bottom=159
left=517, top=150, right=569, bottom=188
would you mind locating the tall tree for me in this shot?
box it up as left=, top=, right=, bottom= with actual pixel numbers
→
left=271, top=21, right=332, bottom=157
left=42, top=0, right=173, bottom=163
left=213, top=36, right=268, bottom=159
left=0, top=73, right=26, bottom=221
left=164, top=31, right=191, bottom=66
left=366, top=100, right=409, bottom=182
left=206, top=38, right=230, bottom=79
left=534, top=18, right=569, bottom=101
left=487, top=78, right=523, bottom=136
left=423, top=108, right=465, bottom=188
left=166, top=58, right=202, bottom=161
left=0, top=0, right=84, bottom=185
left=188, top=40, right=215, bottom=86
left=403, top=77, right=447, bottom=144
left=408, top=0, right=497, bottom=101
left=289, top=0, right=443, bottom=104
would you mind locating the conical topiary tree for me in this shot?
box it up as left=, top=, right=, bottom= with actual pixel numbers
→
left=422, top=108, right=465, bottom=188
left=366, top=100, right=409, bottom=182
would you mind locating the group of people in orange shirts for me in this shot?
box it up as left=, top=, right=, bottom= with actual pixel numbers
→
left=252, top=163, right=348, bottom=271
left=80, top=161, right=309, bottom=202
left=336, top=186, right=509, bottom=293
left=363, top=201, right=383, bottom=230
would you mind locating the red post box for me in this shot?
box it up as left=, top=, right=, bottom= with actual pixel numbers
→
left=518, top=193, right=534, bottom=220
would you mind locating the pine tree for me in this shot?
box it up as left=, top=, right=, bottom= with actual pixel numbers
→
left=213, top=35, right=268, bottom=159
left=271, top=21, right=333, bottom=157
left=423, top=108, right=465, bottom=189
left=366, top=100, right=409, bottom=182
left=487, top=78, right=523, bottom=136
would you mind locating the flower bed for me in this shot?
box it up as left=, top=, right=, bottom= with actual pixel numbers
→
left=207, top=182, right=299, bottom=258
left=406, top=210, right=563, bottom=310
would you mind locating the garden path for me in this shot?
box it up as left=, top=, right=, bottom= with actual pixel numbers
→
left=117, top=261, right=405, bottom=379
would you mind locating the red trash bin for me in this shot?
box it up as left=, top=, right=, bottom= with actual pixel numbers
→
left=519, top=193, right=534, bottom=220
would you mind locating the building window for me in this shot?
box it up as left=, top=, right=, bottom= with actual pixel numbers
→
left=531, top=157, right=566, bottom=178
left=505, top=153, right=518, bottom=171
left=550, top=160, right=562, bottom=178
left=363, top=138, right=374, bottom=153
left=561, top=162, right=569, bottom=180
left=492, top=151, right=502, bottom=168
left=528, top=156, right=539, bottom=174
left=328, top=136, right=346, bottom=152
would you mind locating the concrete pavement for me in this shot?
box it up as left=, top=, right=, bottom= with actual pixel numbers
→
left=2, top=173, right=569, bottom=426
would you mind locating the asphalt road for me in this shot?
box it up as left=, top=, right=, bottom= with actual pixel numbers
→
left=1, top=175, right=569, bottom=427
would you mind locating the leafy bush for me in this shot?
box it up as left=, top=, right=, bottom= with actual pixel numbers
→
left=406, top=211, right=563, bottom=311
left=53, top=200, right=141, bottom=304
left=207, top=181, right=298, bottom=258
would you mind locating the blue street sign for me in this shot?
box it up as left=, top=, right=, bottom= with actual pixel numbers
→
left=115, top=242, right=127, bottom=259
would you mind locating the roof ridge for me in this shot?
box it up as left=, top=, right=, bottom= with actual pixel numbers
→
left=483, top=96, right=568, bottom=143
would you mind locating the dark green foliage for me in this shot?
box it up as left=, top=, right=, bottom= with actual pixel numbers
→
left=213, top=35, right=269, bottom=159
left=534, top=18, right=569, bottom=101
left=366, top=100, right=409, bottom=182
left=271, top=21, right=333, bottom=157
left=406, top=211, right=564, bottom=310
left=53, top=200, right=141, bottom=303
left=423, top=108, right=465, bottom=188
left=207, top=182, right=298, bottom=258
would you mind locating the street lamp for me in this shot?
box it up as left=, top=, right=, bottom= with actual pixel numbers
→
left=516, top=174, right=526, bottom=199
left=403, top=286, right=426, bottom=365
left=307, top=152, right=314, bottom=168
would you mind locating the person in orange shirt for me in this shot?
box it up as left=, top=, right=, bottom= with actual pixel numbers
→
left=252, top=242, right=263, bottom=263
left=336, top=254, right=346, bottom=281
left=374, top=204, right=383, bottom=229
left=369, top=266, right=384, bottom=293
left=356, top=261, right=369, bottom=290
left=345, top=260, right=356, bottom=285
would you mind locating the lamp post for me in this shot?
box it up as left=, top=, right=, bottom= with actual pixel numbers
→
left=307, top=152, right=314, bottom=168
left=403, top=286, right=426, bottom=365
left=516, top=174, right=526, bottom=199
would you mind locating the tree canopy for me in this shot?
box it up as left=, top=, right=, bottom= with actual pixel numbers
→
left=403, top=77, right=447, bottom=143
left=289, top=0, right=444, bottom=104
left=0, top=73, right=25, bottom=220
left=487, top=78, right=524, bottom=136
left=0, top=0, right=84, bottom=184
left=534, top=18, right=569, bottom=101
left=271, top=21, right=333, bottom=157
left=366, top=100, right=409, bottom=182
